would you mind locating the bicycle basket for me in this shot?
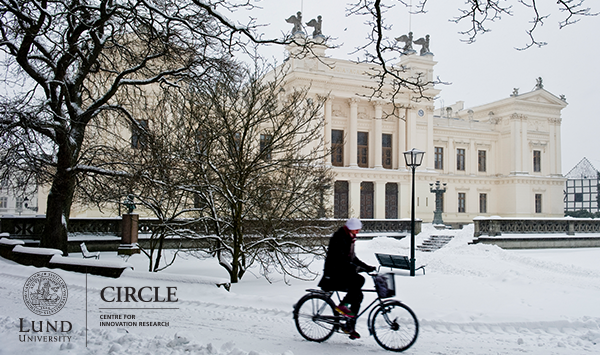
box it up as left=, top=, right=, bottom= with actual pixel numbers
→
left=374, top=273, right=395, bottom=298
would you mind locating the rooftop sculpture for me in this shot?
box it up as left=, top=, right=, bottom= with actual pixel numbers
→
left=396, top=32, right=432, bottom=56
left=414, top=34, right=432, bottom=56
left=286, top=11, right=304, bottom=35
left=396, top=32, right=416, bottom=55
left=306, top=15, right=323, bottom=37
left=535, top=77, right=544, bottom=90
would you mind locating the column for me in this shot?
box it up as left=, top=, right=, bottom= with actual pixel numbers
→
left=549, top=120, right=556, bottom=174
left=348, top=98, right=359, bottom=167
left=373, top=102, right=383, bottom=169
left=521, top=119, right=528, bottom=173
left=470, top=141, right=476, bottom=175
left=555, top=118, right=562, bottom=175
left=510, top=114, right=520, bottom=173
left=349, top=179, right=361, bottom=218
left=406, top=108, right=417, bottom=151
left=374, top=180, right=386, bottom=219
left=426, top=107, right=434, bottom=170
left=397, top=110, right=406, bottom=169
left=491, top=141, right=497, bottom=175
left=449, top=138, right=455, bottom=174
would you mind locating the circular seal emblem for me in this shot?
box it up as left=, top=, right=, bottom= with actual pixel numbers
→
left=23, top=271, right=68, bottom=316
left=418, top=109, right=424, bottom=117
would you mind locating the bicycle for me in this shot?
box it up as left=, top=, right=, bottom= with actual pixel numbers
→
left=293, top=272, right=419, bottom=352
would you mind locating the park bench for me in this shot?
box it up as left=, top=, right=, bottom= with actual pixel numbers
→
left=80, top=242, right=100, bottom=259
left=375, top=253, right=426, bottom=275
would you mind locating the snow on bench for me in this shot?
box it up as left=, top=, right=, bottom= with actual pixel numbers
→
left=375, top=253, right=426, bottom=275
left=80, top=242, right=100, bottom=259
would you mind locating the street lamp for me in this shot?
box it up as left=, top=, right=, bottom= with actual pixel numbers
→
left=403, top=148, right=425, bottom=277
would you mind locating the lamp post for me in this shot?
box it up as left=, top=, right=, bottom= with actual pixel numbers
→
left=403, top=148, right=425, bottom=277
left=429, top=181, right=447, bottom=225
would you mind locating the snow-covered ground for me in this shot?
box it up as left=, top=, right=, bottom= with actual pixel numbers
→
left=1, top=224, right=599, bottom=354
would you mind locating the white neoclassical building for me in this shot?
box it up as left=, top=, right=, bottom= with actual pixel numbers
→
left=7, top=38, right=567, bottom=224
left=278, top=40, right=567, bottom=224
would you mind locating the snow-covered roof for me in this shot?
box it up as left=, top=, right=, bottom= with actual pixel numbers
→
left=565, top=157, right=599, bottom=179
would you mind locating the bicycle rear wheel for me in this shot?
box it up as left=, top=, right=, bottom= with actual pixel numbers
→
left=293, top=293, right=338, bottom=342
left=371, top=300, right=419, bottom=352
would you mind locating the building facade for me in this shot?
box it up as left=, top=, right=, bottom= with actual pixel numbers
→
left=0, top=182, right=46, bottom=217
left=564, top=158, right=599, bottom=213
left=279, top=40, right=567, bottom=224
left=8, top=37, right=568, bottom=224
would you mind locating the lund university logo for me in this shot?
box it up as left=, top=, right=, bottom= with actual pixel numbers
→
left=23, top=271, right=68, bottom=316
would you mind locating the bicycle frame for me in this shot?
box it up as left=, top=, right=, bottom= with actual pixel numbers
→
left=309, top=286, right=390, bottom=336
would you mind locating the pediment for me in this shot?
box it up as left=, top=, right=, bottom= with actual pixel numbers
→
left=516, top=89, right=568, bottom=107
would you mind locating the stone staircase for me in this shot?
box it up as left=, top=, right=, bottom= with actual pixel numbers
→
left=417, top=235, right=454, bottom=252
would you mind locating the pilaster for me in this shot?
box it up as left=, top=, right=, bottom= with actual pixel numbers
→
left=373, top=101, right=383, bottom=169
left=349, top=98, right=359, bottom=168
left=374, top=180, right=386, bottom=219
left=349, top=179, right=361, bottom=218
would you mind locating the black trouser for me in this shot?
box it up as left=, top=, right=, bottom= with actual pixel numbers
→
left=341, top=273, right=365, bottom=314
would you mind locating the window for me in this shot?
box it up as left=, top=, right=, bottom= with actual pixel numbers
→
left=131, top=119, right=148, bottom=149
left=535, top=194, right=542, bottom=213
left=360, top=182, right=374, bottom=219
left=331, top=130, right=344, bottom=167
left=533, top=150, right=541, bottom=172
left=260, top=134, right=272, bottom=160
left=15, top=197, right=24, bottom=210
left=357, top=132, right=369, bottom=168
left=382, top=134, right=392, bottom=169
left=334, top=181, right=349, bottom=218
left=458, top=193, right=466, bottom=213
left=575, top=193, right=584, bottom=202
left=457, top=148, right=465, bottom=171
left=385, top=183, right=398, bottom=219
left=478, top=150, right=486, bottom=172
left=229, top=132, right=242, bottom=155
left=434, top=147, right=443, bottom=170
left=0, top=197, right=7, bottom=209
left=195, top=129, right=209, bottom=156
left=479, top=193, right=487, bottom=214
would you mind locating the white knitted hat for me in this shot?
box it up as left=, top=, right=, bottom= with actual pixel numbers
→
left=345, top=218, right=362, bottom=230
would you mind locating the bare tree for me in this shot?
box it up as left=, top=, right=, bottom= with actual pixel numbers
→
left=75, top=61, right=333, bottom=281
left=0, top=0, right=300, bottom=254
left=77, top=86, right=209, bottom=272
left=171, top=64, right=332, bottom=283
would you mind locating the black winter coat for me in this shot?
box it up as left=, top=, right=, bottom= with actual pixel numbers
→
left=318, top=226, right=370, bottom=291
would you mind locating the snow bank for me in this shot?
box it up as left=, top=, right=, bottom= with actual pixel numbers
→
left=0, top=223, right=599, bottom=355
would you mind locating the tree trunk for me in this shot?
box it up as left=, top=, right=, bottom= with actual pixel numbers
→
left=41, top=165, right=75, bottom=255
left=153, top=234, right=165, bottom=272
left=230, top=237, right=240, bottom=283
left=40, top=135, right=79, bottom=255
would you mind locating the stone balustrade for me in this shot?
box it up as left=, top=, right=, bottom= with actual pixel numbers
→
left=0, top=216, right=419, bottom=241
left=474, top=216, right=600, bottom=237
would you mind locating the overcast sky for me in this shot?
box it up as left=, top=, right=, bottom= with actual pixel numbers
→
left=227, top=0, right=600, bottom=175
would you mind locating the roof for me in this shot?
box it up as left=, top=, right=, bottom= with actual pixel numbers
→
left=565, top=157, right=599, bottom=179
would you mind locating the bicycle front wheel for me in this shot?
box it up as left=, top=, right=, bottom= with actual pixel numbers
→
left=371, top=300, right=419, bottom=352
left=293, top=293, right=338, bottom=342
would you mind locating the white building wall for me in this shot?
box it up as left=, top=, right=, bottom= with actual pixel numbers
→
left=278, top=44, right=567, bottom=223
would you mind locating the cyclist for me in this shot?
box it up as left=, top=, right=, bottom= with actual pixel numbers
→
left=318, top=218, right=377, bottom=339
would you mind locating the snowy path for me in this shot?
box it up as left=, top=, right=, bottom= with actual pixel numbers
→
left=1, top=224, right=599, bottom=354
